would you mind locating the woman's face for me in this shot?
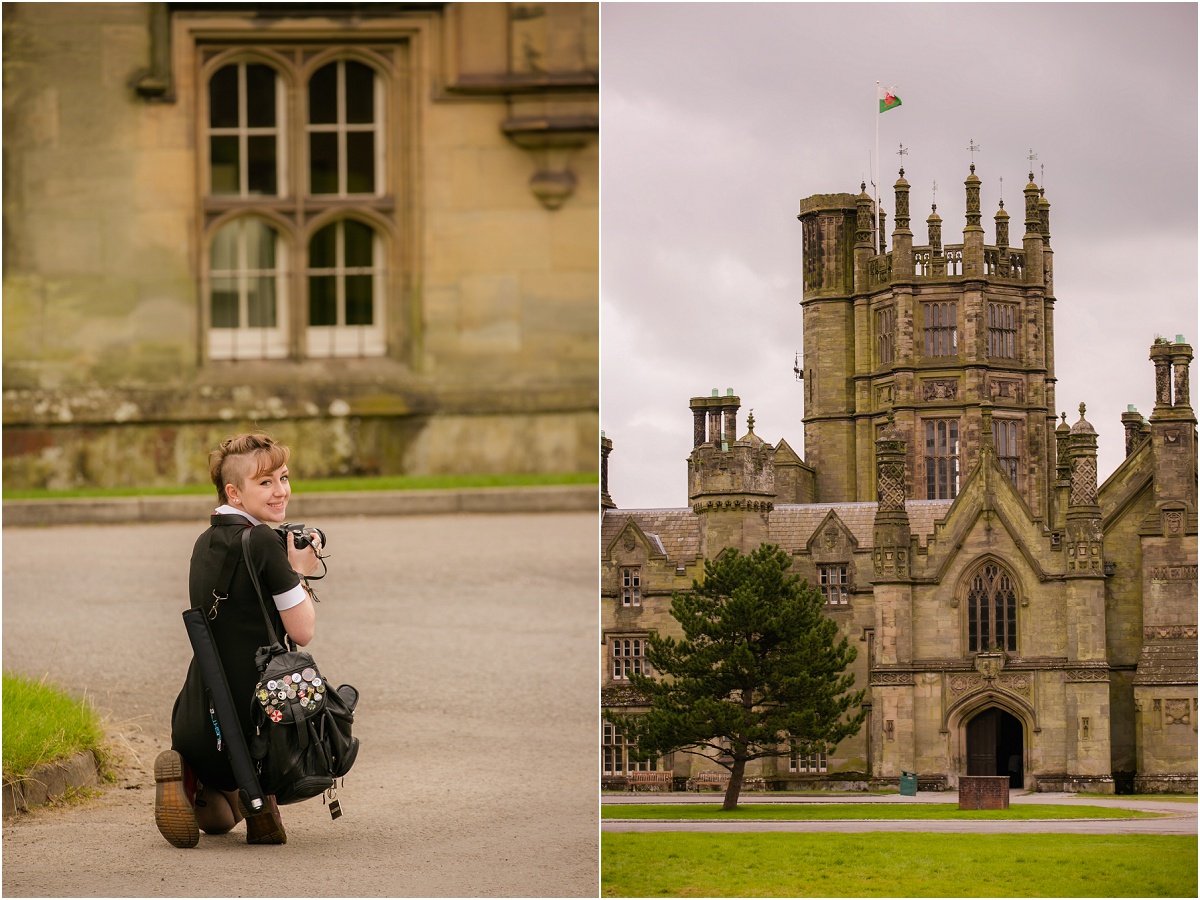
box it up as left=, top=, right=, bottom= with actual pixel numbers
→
left=229, top=463, right=291, bottom=523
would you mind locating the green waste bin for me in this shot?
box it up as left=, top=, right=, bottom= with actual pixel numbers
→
left=899, top=771, right=918, bottom=796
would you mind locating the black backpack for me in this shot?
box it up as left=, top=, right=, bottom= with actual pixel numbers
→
left=249, top=646, right=359, bottom=805
left=241, top=527, right=360, bottom=809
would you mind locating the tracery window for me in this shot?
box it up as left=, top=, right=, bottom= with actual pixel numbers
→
left=876, top=306, right=895, bottom=365
left=993, top=419, right=1020, bottom=486
left=923, top=302, right=958, bottom=357
left=602, top=722, right=658, bottom=775
left=924, top=419, right=960, bottom=500
left=988, top=303, right=1018, bottom=359
left=202, top=49, right=393, bottom=361
left=967, top=562, right=1018, bottom=653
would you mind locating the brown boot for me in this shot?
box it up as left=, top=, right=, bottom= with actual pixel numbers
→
left=153, top=750, right=199, bottom=848
left=242, top=794, right=287, bottom=845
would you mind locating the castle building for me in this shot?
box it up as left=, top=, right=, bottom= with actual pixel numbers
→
left=601, top=166, right=1197, bottom=793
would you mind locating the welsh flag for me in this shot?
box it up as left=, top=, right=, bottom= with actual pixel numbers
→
left=879, top=85, right=902, bottom=113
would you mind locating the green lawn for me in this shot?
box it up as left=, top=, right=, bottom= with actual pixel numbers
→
left=602, top=803, right=1157, bottom=820
left=602, top=833, right=1198, bottom=897
left=3, top=470, right=596, bottom=500
left=2, top=672, right=105, bottom=778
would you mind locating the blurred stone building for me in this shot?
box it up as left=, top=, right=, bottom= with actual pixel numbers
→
left=602, top=168, right=1197, bottom=793
left=3, top=2, right=597, bottom=489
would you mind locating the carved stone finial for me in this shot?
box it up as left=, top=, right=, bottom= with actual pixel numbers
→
left=1079, top=402, right=1087, bottom=418
left=747, top=410, right=756, bottom=432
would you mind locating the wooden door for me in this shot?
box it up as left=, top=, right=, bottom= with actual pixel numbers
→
left=966, top=709, right=998, bottom=776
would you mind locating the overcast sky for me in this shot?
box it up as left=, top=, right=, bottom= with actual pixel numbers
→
left=600, top=1, right=1198, bottom=510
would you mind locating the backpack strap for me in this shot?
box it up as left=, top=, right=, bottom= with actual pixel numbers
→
left=200, top=515, right=251, bottom=620
left=241, top=525, right=290, bottom=652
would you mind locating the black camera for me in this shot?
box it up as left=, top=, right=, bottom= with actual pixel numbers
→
left=278, top=522, right=327, bottom=553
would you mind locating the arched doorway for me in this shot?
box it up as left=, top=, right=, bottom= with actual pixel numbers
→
left=966, top=707, right=1024, bottom=788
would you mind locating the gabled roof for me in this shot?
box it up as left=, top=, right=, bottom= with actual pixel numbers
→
left=601, top=508, right=701, bottom=565
left=602, top=500, right=954, bottom=566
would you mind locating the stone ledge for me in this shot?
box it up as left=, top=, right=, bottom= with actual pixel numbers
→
left=3, top=485, right=597, bottom=526
left=2, top=750, right=99, bottom=817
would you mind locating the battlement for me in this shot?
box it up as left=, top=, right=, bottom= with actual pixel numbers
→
left=799, top=166, right=1051, bottom=299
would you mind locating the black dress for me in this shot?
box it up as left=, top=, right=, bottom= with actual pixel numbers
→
left=171, top=518, right=300, bottom=791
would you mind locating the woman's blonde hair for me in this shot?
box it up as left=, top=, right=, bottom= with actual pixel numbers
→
left=209, top=433, right=291, bottom=504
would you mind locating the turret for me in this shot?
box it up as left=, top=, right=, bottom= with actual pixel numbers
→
left=872, top=411, right=912, bottom=582
left=688, top=394, right=776, bottom=558
left=1065, top=403, right=1103, bottom=575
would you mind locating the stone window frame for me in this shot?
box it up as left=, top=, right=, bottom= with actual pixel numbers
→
left=987, top=301, right=1020, bottom=360
left=610, top=635, right=651, bottom=681
left=817, top=563, right=850, bottom=605
left=922, top=300, right=958, bottom=358
left=923, top=416, right=961, bottom=500
left=992, top=417, right=1021, bottom=488
left=875, top=305, right=896, bottom=366
left=602, top=720, right=659, bottom=776
left=963, top=560, right=1019, bottom=654
left=789, top=742, right=828, bottom=773
left=196, top=38, right=406, bottom=363
left=620, top=566, right=642, bottom=607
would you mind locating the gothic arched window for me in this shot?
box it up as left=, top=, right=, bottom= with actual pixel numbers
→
left=967, top=563, right=1018, bottom=653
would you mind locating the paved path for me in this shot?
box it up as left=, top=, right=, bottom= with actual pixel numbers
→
left=3, top=513, right=598, bottom=897
left=601, top=792, right=1197, bottom=835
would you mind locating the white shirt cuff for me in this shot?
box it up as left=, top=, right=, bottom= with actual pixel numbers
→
left=274, top=583, right=307, bottom=612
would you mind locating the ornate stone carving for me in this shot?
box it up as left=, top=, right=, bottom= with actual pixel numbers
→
left=948, top=671, right=1030, bottom=698
left=1070, top=457, right=1098, bottom=506
left=1154, top=358, right=1171, bottom=406
left=1148, top=566, right=1198, bottom=582
left=974, top=652, right=1006, bottom=680
left=1164, top=510, right=1183, bottom=535
left=1143, top=624, right=1199, bottom=640
left=824, top=526, right=840, bottom=550
left=1165, top=699, right=1191, bottom=726
left=1065, top=669, right=1110, bottom=683
left=923, top=380, right=958, bottom=401
left=870, top=671, right=915, bottom=686
left=988, top=379, right=1024, bottom=402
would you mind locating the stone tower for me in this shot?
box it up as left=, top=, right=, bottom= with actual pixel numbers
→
left=798, top=166, right=1057, bottom=525
left=687, top=390, right=776, bottom=559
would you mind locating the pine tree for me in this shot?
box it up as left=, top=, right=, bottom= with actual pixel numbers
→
left=605, top=543, right=865, bottom=810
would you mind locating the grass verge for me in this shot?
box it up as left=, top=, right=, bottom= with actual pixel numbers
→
left=602, top=803, right=1158, bottom=820
left=2, top=672, right=105, bottom=778
left=602, top=833, right=1198, bottom=897
left=3, top=470, right=597, bottom=501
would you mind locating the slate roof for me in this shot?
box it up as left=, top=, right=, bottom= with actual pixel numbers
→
left=1133, top=642, right=1199, bottom=685
left=602, top=500, right=955, bottom=566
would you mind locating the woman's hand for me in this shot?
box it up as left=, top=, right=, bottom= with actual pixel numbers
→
left=286, top=532, right=323, bottom=577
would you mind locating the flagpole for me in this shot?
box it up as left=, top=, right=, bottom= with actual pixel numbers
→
left=874, top=81, right=880, bottom=255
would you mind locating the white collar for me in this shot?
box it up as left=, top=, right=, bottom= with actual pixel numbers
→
left=214, top=504, right=262, bottom=526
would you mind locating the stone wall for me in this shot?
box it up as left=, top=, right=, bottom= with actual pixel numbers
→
left=2, top=3, right=598, bottom=488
